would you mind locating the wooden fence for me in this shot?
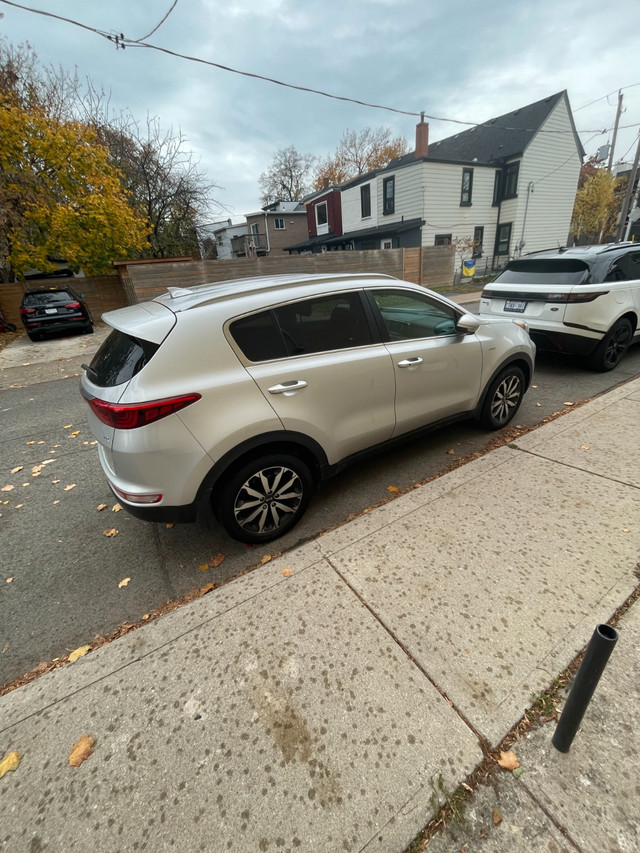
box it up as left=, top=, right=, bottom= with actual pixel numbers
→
left=0, top=275, right=128, bottom=327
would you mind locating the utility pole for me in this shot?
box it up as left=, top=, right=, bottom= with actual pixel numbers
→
left=607, top=91, right=623, bottom=173
left=615, top=131, right=640, bottom=242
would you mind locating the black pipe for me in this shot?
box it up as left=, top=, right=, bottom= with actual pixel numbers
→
left=552, top=623, right=619, bottom=753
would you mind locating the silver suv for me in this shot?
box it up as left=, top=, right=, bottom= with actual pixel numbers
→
left=81, top=273, right=535, bottom=543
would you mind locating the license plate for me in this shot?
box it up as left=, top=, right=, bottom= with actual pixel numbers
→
left=45, top=308, right=57, bottom=315
left=504, top=300, right=526, bottom=313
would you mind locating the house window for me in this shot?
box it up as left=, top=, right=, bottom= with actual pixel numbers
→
left=473, top=226, right=484, bottom=257
left=492, top=171, right=502, bottom=206
left=251, top=222, right=259, bottom=235
left=460, top=168, right=473, bottom=206
left=383, top=176, right=395, bottom=215
left=381, top=238, right=393, bottom=249
left=360, top=184, right=371, bottom=218
left=274, top=218, right=285, bottom=230
left=503, top=162, right=519, bottom=199
left=494, top=222, right=512, bottom=256
left=434, top=234, right=452, bottom=246
left=315, top=202, right=328, bottom=227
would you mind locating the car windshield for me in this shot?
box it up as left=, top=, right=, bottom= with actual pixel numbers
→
left=494, top=259, right=590, bottom=285
left=89, top=329, right=159, bottom=387
left=23, top=291, right=74, bottom=305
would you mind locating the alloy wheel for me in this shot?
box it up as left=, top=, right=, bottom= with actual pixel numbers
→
left=233, top=465, right=304, bottom=536
left=490, top=374, right=522, bottom=425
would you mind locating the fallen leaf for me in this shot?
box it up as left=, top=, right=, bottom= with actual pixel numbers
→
left=0, top=752, right=22, bottom=779
left=103, top=528, right=119, bottom=537
left=15, top=504, right=23, bottom=509
left=68, top=645, right=91, bottom=663
left=63, top=424, right=73, bottom=429
left=118, top=577, right=130, bottom=587
left=209, top=553, right=225, bottom=568
left=197, top=563, right=210, bottom=571
left=282, top=568, right=293, bottom=577
left=142, top=613, right=150, bottom=620
left=165, top=523, right=174, bottom=528
left=69, top=431, right=80, bottom=437
left=531, top=384, right=538, bottom=388
left=581, top=445, right=590, bottom=450
left=492, top=807, right=503, bottom=826
left=96, top=503, right=107, bottom=512
left=622, top=528, right=630, bottom=533
left=53, top=500, right=59, bottom=505
left=260, top=555, right=272, bottom=564
left=1, top=485, right=15, bottom=492
left=10, top=466, right=23, bottom=474
left=63, top=484, right=76, bottom=491
left=200, top=583, right=216, bottom=595
left=52, top=479, right=60, bottom=484
left=497, top=749, right=519, bottom=771
left=461, top=782, right=473, bottom=792
left=112, top=503, right=122, bottom=512
left=446, top=449, right=455, bottom=455
left=69, top=734, right=94, bottom=767
left=386, top=485, right=400, bottom=493
left=536, top=402, right=541, bottom=407
left=564, top=401, right=574, bottom=407
left=26, top=440, right=35, bottom=445
left=6, top=578, right=13, bottom=583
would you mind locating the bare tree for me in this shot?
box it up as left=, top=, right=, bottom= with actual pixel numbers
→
left=258, top=146, right=316, bottom=206
left=314, top=127, right=409, bottom=189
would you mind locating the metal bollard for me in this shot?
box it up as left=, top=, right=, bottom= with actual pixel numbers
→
left=552, top=623, right=619, bottom=753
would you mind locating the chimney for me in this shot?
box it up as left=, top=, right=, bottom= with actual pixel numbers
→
left=416, top=112, right=429, bottom=158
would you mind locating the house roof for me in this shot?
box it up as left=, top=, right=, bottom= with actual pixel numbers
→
left=285, top=218, right=425, bottom=252
left=390, top=91, right=585, bottom=168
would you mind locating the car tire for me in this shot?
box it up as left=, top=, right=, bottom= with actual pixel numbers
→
left=27, top=332, right=40, bottom=342
left=217, top=453, right=313, bottom=544
left=479, top=365, right=525, bottom=430
left=586, top=318, right=632, bottom=372
left=84, top=325, right=94, bottom=335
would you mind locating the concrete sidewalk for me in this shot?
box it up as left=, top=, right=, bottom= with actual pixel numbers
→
left=1, top=354, right=639, bottom=851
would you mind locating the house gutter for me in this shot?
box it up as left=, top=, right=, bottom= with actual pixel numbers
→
left=263, top=212, right=271, bottom=254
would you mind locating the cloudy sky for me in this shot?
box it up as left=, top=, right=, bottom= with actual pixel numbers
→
left=1, top=0, right=639, bottom=223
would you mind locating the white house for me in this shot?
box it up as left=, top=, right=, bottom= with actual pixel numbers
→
left=289, top=92, right=584, bottom=270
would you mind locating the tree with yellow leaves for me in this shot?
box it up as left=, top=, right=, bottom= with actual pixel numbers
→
left=571, top=165, right=621, bottom=243
left=0, top=93, right=148, bottom=281
left=314, top=127, right=409, bottom=190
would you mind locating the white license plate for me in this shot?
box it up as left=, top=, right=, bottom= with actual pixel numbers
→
left=504, top=300, right=526, bottom=313
left=45, top=308, right=57, bottom=315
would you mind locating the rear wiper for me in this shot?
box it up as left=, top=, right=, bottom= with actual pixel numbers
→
left=81, top=363, right=98, bottom=380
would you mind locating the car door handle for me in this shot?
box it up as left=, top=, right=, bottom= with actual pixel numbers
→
left=267, top=380, right=308, bottom=395
left=397, top=357, right=423, bottom=368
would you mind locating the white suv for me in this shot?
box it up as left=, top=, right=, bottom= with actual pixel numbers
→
left=81, top=273, right=535, bottom=543
left=479, top=243, right=640, bottom=371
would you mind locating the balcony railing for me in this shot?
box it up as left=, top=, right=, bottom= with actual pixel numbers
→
left=231, top=233, right=269, bottom=257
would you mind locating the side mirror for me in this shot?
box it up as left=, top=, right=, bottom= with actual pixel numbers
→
left=456, top=312, right=480, bottom=333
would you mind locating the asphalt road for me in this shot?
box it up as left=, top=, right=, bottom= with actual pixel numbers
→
left=2, top=324, right=640, bottom=687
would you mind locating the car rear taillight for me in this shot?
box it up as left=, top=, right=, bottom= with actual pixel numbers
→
left=20, top=307, right=35, bottom=315
left=544, top=291, right=609, bottom=303
left=65, top=301, right=82, bottom=309
left=85, top=393, right=201, bottom=429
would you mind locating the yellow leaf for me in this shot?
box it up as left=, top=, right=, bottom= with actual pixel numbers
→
left=198, top=563, right=210, bottom=571
left=260, top=555, right=272, bottom=564
left=63, top=424, right=73, bottom=429
left=69, top=431, right=80, bottom=437
left=26, top=440, right=35, bottom=445
left=10, top=466, right=23, bottom=474
left=581, top=445, right=590, bottom=450
left=68, top=644, right=91, bottom=662
left=103, top=528, right=119, bottom=537
left=0, top=752, right=22, bottom=779
left=96, top=504, right=107, bottom=512
left=64, top=484, right=76, bottom=491
left=200, top=583, right=216, bottom=596
left=492, top=807, right=503, bottom=825
left=386, top=485, right=400, bottom=492
left=118, top=577, right=130, bottom=587
left=112, top=503, right=122, bottom=512
left=564, top=401, right=574, bottom=407
left=6, top=578, right=13, bottom=583
left=622, top=528, right=630, bottom=533
left=209, top=553, right=225, bottom=568
left=15, top=504, right=23, bottom=509
left=69, top=734, right=94, bottom=767
left=1, top=485, right=15, bottom=492
left=165, top=523, right=174, bottom=528
left=497, top=750, right=519, bottom=771
left=281, top=568, right=293, bottom=577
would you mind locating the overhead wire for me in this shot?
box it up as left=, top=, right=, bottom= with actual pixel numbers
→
left=1, top=0, right=639, bottom=139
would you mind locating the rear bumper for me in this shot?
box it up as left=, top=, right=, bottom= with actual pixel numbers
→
left=528, top=327, right=601, bottom=356
left=106, top=483, right=198, bottom=524
left=23, top=318, right=92, bottom=334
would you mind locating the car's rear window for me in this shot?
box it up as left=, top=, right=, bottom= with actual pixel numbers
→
left=494, top=259, right=590, bottom=285
left=23, top=291, right=74, bottom=306
left=88, top=330, right=159, bottom=387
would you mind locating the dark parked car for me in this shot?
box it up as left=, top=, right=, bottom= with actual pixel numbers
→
left=20, top=286, right=93, bottom=341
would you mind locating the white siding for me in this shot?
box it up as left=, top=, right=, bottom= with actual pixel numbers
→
left=342, top=180, right=378, bottom=231
left=511, top=96, right=581, bottom=255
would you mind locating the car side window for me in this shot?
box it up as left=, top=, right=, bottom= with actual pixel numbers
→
left=229, top=310, right=288, bottom=362
left=604, top=261, right=628, bottom=282
left=273, top=292, right=373, bottom=355
left=370, top=289, right=459, bottom=341
left=624, top=251, right=640, bottom=281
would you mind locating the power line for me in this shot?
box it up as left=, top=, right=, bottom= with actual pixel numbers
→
left=1, top=0, right=638, bottom=138
left=135, top=0, right=180, bottom=43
